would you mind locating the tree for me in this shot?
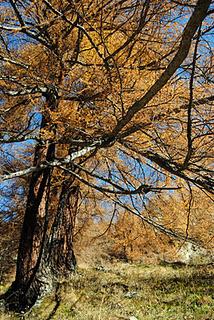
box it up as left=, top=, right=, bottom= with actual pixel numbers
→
left=108, top=187, right=214, bottom=263
left=0, top=0, right=213, bottom=312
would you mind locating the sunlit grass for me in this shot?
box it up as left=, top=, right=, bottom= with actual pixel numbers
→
left=0, top=263, right=213, bottom=320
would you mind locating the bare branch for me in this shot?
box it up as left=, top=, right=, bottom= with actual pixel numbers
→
left=0, top=145, right=97, bottom=182
left=0, top=85, right=47, bottom=96
left=95, top=188, right=201, bottom=244
left=0, top=55, right=29, bottom=69
left=121, top=141, right=214, bottom=194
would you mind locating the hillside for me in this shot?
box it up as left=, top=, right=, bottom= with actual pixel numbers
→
left=0, top=263, right=213, bottom=320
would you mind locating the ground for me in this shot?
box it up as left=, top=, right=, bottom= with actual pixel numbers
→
left=0, top=262, right=213, bottom=320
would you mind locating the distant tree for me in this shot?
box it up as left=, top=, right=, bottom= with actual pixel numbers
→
left=0, top=0, right=213, bottom=312
left=108, top=187, right=214, bottom=263
left=147, top=187, right=214, bottom=250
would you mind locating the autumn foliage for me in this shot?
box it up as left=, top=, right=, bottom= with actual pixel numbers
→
left=0, top=0, right=213, bottom=312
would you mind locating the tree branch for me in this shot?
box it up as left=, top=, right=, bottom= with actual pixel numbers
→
left=0, top=144, right=97, bottom=182
left=121, top=141, right=214, bottom=194
left=110, top=0, right=211, bottom=137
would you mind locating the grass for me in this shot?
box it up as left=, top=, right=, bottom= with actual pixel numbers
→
left=0, top=262, right=213, bottom=320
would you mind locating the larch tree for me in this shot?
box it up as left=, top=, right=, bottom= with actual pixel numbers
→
left=108, top=186, right=214, bottom=263
left=0, top=0, right=213, bottom=312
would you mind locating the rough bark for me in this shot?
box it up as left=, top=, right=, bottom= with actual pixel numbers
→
left=3, top=175, right=78, bottom=312
left=2, top=88, right=78, bottom=312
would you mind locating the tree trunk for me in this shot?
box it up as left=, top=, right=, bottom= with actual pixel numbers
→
left=3, top=87, right=78, bottom=312
left=4, top=175, right=78, bottom=312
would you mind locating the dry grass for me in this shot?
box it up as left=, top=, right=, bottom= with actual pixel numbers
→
left=0, top=262, right=213, bottom=320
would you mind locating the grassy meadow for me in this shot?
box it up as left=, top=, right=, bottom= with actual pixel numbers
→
left=0, top=262, right=213, bottom=320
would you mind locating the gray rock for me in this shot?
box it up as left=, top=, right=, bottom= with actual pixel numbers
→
left=124, top=291, right=137, bottom=298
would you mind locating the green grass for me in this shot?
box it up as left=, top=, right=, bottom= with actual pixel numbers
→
left=0, top=263, right=213, bottom=320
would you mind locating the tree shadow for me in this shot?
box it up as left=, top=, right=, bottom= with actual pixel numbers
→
left=45, top=283, right=61, bottom=320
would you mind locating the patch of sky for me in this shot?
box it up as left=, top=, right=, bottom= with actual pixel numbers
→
left=90, top=147, right=168, bottom=196
left=87, top=147, right=172, bottom=222
left=0, top=1, right=41, bottom=50
left=0, top=179, right=25, bottom=221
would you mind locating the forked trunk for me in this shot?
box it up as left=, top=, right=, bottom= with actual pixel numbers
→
left=3, top=87, right=78, bottom=312
left=3, top=162, right=78, bottom=312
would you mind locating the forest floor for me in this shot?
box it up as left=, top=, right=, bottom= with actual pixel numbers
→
left=0, top=262, right=213, bottom=320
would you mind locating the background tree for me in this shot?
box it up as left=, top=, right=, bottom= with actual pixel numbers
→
left=107, top=186, right=214, bottom=263
left=0, top=0, right=213, bottom=312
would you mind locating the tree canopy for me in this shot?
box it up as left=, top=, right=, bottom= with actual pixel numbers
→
left=0, top=0, right=213, bottom=312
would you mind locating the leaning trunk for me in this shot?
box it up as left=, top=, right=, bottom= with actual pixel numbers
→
left=3, top=88, right=78, bottom=312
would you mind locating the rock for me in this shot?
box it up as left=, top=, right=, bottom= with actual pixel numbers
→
left=95, top=265, right=110, bottom=272
left=124, top=291, right=137, bottom=298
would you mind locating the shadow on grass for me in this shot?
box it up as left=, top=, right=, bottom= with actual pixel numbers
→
left=45, top=283, right=61, bottom=320
left=153, top=264, right=214, bottom=295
